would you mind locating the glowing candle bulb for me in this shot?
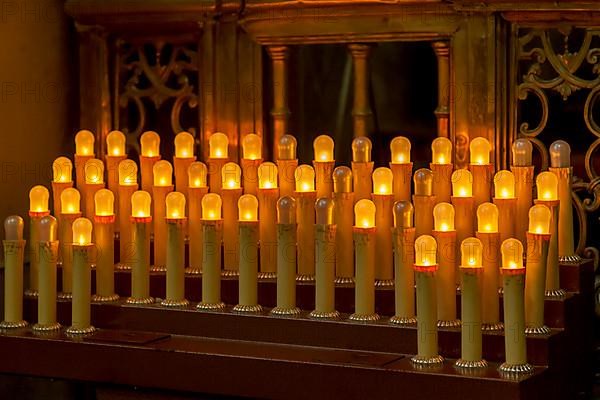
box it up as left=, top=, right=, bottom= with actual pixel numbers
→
left=477, top=202, right=498, bottom=233
left=94, top=189, right=114, bottom=216
left=452, top=169, right=473, bottom=197
left=106, top=130, right=126, bottom=157
left=118, top=159, right=138, bottom=185
left=277, top=134, right=297, bottom=160
left=238, top=194, right=259, bottom=221
left=131, top=191, right=151, bottom=218
left=536, top=172, right=558, bottom=201
left=53, top=157, right=73, bottom=183
left=372, top=167, right=393, bottom=195
left=222, top=162, right=242, bottom=189
left=165, top=192, right=185, bottom=219
left=354, top=199, right=376, bottom=229
left=431, top=137, right=452, bottom=165
left=140, top=131, right=160, bottom=157
left=202, top=193, right=222, bottom=220
left=153, top=160, right=173, bottom=187
left=188, top=161, right=208, bottom=188
left=461, top=237, right=483, bottom=267
left=242, top=134, right=262, bottom=160
left=313, top=135, right=334, bottom=162
left=258, top=162, right=278, bottom=189
left=209, top=132, right=229, bottom=159
left=528, top=204, right=551, bottom=235
left=501, top=238, right=524, bottom=269
left=174, top=131, right=194, bottom=158
left=84, top=159, right=104, bottom=184
left=415, top=234, right=437, bottom=266
left=470, top=137, right=491, bottom=165
left=30, top=185, right=50, bottom=213
left=512, top=139, right=533, bottom=167
left=295, top=164, right=315, bottom=192
left=390, top=136, right=411, bottom=164
left=433, top=202, right=455, bottom=232
left=494, top=170, right=515, bottom=199
left=75, top=130, right=94, bottom=156
left=549, top=140, right=570, bottom=168
left=72, top=217, right=93, bottom=246
left=61, top=188, right=81, bottom=214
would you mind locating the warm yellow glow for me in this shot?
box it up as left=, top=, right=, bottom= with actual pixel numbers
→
left=118, top=159, right=138, bottom=186
left=72, top=217, right=93, bottom=245
left=52, top=157, right=73, bottom=183
left=140, top=131, right=160, bottom=157
left=209, top=132, right=229, bottom=159
left=277, top=135, right=297, bottom=160
left=131, top=191, right=152, bottom=218
left=390, top=136, right=411, bottom=164
left=29, top=185, right=49, bottom=213
left=75, top=130, right=94, bottom=156
left=501, top=238, right=524, bottom=269
left=351, top=137, right=372, bottom=163
left=188, top=162, right=208, bottom=188
left=238, top=194, right=259, bottom=221
left=84, top=159, right=104, bottom=184
left=106, top=130, right=126, bottom=157
left=258, top=162, right=278, bottom=189
left=60, top=188, right=81, bottom=214
left=94, top=189, right=114, bottom=216
left=313, top=135, right=334, bottom=162
left=536, top=171, right=558, bottom=201
left=451, top=169, right=473, bottom=197
left=277, top=196, right=296, bottom=224
left=202, top=193, right=222, bottom=220
left=354, top=199, right=376, bottom=228
left=512, top=139, right=533, bottom=167
left=494, top=170, right=515, bottom=199
left=174, top=131, right=195, bottom=158
left=469, top=137, right=491, bottom=165
left=431, top=137, right=452, bottom=165
left=294, top=164, right=315, bottom=192
left=476, top=202, right=498, bottom=233
left=153, top=160, right=173, bottom=187
left=414, top=235, right=437, bottom=266
left=166, top=191, right=186, bottom=219
left=433, top=202, right=455, bottom=231
left=528, top=204, right=551, bottom=234
left=372, top=167, right=393, bottom=195
left=461, top=237, right=483, bottom=267
left=549, top=140, right=571, bottom=168
left=242, top=133, right=262, bottom=160
left=222, top=162, right=242, bottom=189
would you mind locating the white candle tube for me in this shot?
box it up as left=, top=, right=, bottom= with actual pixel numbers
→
left=412, top=265, right=442, bottom=365
left=535, top=200, right=563, bottom=297
left=140, top=155, right=161, bottom=193
left=234, top=221, right=261, bottom=312
left=432, top=230, right=459, bottom=327
left=106, top=155, right=127, bottom=221
left=351, top=161, right=374, bottom=204
left=66, top=244, right=96, bottom=335
left=127, top=217, right=153, bottom=304
left=1, top=216, right=27, bottom=328
left=59, top=213, right=80, bottom=298
left=241, top=158, right=262, bottom=196
left=173, top=156, right=195, bottom=198
left=349, top=227, right=379, bottom=321
left=162, top=219, right=189, bottom=307
left=524, top=232, right=551, bottom=334
left=258, top=187, right=279, bottom=278
left=152, top=185, right=173, bottom=271
left=117, top=184, right=137, bottom=269
left=296, top=191, right=317, bottom=281
left=27, top=212, right=49, bottom=297
left=222, top=187, right=242, bottom=275
left=390, top=226, right=416, bottom=324
left=549, top=167, right=578, bottom=262
left=197, top=220, right=225, bottom=310
left=34, top=215, right=60, bottom=332
left=93, top=215, right=118, bottom=302
left=188, top=186, right=208, bottom=274
left=493, top=198, right=516, bottom=244
left=476, top=232, right=502, bottom=330
left=207, top=158, right=228, bottom=195
left=390, top=163, right=413, bottom=202
left=333, top=166, right=354, bottom=283
left=314, top=161, right=335, bottom=199
left=430, top=163, right=453, bottom=204
left=511, top=166, right=534, bottom=246
left=277, top=159, right=298, bottom=199
left=311, top=199, right=338, bottom=319
left=469, top=164, right=493, bottom=210
left=372, top=193, right=394, bottom=286
left=456, top=266, right=486, bottom=368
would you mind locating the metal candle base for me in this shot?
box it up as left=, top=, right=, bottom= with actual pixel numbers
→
left=271, top=307, right=301, bottom=316
left=559, top=254, right=582, bottom=264
left=375, top=279, right=394, bottom=287
left=32, top=322, right=61, bottom=332
left=334, top=276, right=354, bottom=284
left=437, top=319, right=461, bottom=328
left=348, top=313, right=380, bottom=322
left=498, top=362, right=534, bottom=374
left=66, top=325, right=96, bottom=335
left=258, top=272, right=277, bottom=280
left=411, top=355, right=444, bottom=366
left=151, top=265, right=167, bottom=272
left=455, top=359, right=488, bottom=369
left=161, top=299, right=190, bottom=308
left=196, top=302, right=226, bottom=311
left=389, top=316, right=416, bottom=325
left=233, top=304, right=263, bottom=313
left=296, top=274, right=315, bottom=282
left=58, top=292, right=72, bottom=300
left=482, top=322, right=504, bottom=331
left=126, top=297, right=154, bottom=305
left=92, top=294, right=120, bottom=303
left=24, top=290, right=39, bottom=298
left=115, top=263, right=131, bottom=271
left=545, top=288, right=566, bottom=299
left=0, top=320, right=28, bottom=329
left=185, top=267, right=201, bottom=275
left=222, top=269, right=239, bottom=277
left=525, top=325, right=551, bottom=335
left=309, top=310, right=340, bottom=319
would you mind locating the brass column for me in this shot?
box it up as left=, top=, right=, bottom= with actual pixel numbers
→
left=348, top=44, right=372, bottom=138
left=432, top=41, right=450, bottom=139
left=267, top=46, right=290, bottom=158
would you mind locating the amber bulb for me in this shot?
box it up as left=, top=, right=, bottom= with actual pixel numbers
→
left=372, top=167, right=393, bottom=195
left=140, top=131, right=160, bottom=157
left=188, top=162, right=208, bottom=188
left=511, top=139, right=532, bottom=167
left=431, top=137, right=452, bottom=165
left=494, top=170, right=515, bottom=199
left=209, top=132, right=229, bottom=159
left=470, top=137, right=491, bottom=165
left=393, top=201, right=414, bottom=229
left=52, top=157, right=73, bottom=183
left=354, top=199, right=376, bottom=228
left=258, top=162, right=278, bottom=189
left=60, top=188, right=80, bottom=214
left=414, top=235, right=437, bottom=266
left=277, top=135, right=297, bottom=160
left=501, top=238, right=524, bottom=269
left=294, top=164, right=315, bottom=192
left=94, top=189, right=114, bottom=216
left=413, top=168, right=433, bottom=196
left=549, top=140, right=571, bottom=168
left=4, top=215, right=24, bottom=241
left=536, top=171, right=558, bottom=201
left=476, top=202, right=498, bottom=233
left=277, top=196, right=296, bottom=224
left=106, top=130, right=126, bottom=157
left=352, top=137, right=372, bottom=163
left=174, top=131, right=195, bottom=158
left=451, top=169, right=473, bottom=197
left=153, top=160, right=173, bottom=187
left=84, top=159, right=104, bottom=184
left=461, top=237, right=483, bottom=267
left=528, top=204, right=551, bottom=234
left=313, top=135, right=334, bottom=162
left=390, top=136, right=411, bottom=164
left=166, top=192, right=186, bottom=219
left=72, top=217, right=93, bottom=246
left=118, top=159, right=138, bottom=186
left=75, top=130, right=94, bottom=156
left=131, top=191, right=151, bottom=218
left=202, top=193, right=222, bottom=220
left=242, top=133, right=262, bottom=160
left=433, top=202, right=455, bottom=232
left=29, top=185, right=49, bottom=213
left=333, top=166, right=352, bottom=193
left=221, top=162, right=242, bottom=189
left=238, top=194, right=259, bottom=221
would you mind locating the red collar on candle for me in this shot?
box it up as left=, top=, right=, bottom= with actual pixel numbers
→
left=413, top=264, right=438, bottom=273
left=166, top=217, right=187, bottom=224
left=94, top=215, right=116, bottom=224
left=526, top=232, right=551, bottom=241
left=29, top=211, right=50, bottom=218
left=130, top=216, right=152, bottom=223
left=500, top=267, right=525, bottom=276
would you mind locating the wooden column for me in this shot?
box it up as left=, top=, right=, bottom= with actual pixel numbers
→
left=432, top=41, right=450, bottom=139
left=348, top=44, right=372, bottom=138
left=267, top=46, right=290, bottom=158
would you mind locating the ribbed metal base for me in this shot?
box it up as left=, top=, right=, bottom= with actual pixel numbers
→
left=270, top=306, right=301, bottom=316
left=161, top=299, right=190, bottom=307
left=309, top=310, right=340, bottom=319
left=115, top=263, right=131, bottom=271
left=438, top=319, right=461, bottom=328
left=221, top=269, right=239, bottom=277
left=525, top=325, right=551, bottom=335
left=545, top=288, right=566, bottom=299
left=559, top=254, right=582, bottom=264
left=0, top=320, right=28, bottom=329
left=126, top=297, right=155, bottom=305
left=24, top=290, right=38, bottom=298
left=32, top=322, right=61, bottom=332
left=150, top=265, right=166, bottom=272
left=482, top=322, right=504, bottom=331
left=185, top=268, right=201, bottom=275
left=258, top=272, right=277, bottom=280
left=92, top=294, right=120, bottom=303
left=498, top=287, right=504, bottom=295
left=57, top=292, right=72, bottom=300
left=66, top=325, right=96, bottom=335
left=499, top=362, right=534, bottom=374
left=349, top=313, right=380, bottom=322
left=374, top=279, right=394, bottom=287
left=296, top=274, right=315, bottom=282
left=196, top=301, right=226, bottom=310
left=389, top=316, right=417, bottom=325
left=233, top=304, right=263, bottom=313
left=411, top=355, right=444, bottom=366
left=455, top=359, right=488, bottom=369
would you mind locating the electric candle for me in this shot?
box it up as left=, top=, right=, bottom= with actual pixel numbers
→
left=173, top=131, right=196, bottom=198
left=451, top=169, right=475, bottom=280
left=241, top=133, right=263, bottom=196
left=413, top=168, right=436, bottom=238
left=535, top=172, right=564, bottom=298
left=276, top=134, right=298, bottom=198
left=58, top=188, right=81, bottom=298
left=475, top=202, right=502, bottom=330
left=92, top=189, right=118, bottom=302
left=351, top=137, right=374, bottom=203
left=127, top=191, right=154, bottom=304
left=33, top=215, right=60, bottom=332
left=549, top=140, right=580, bottom=263
left=390, top=201, right=416, bottom=325
left=187, top=162, right=209, bottom=274
left=310, top=198, right=338, bottom=319
left=234, top=194, right=262, bottom=313
left=258, top=162, right=279, bottom=278
left=152, top=160, right=174, bottom=272
left=313, top=134, right=335, bottom=198
left=83, top=158, right=105, bottom=219
left=1, top=216, right=27, bottom=328
left=295, top=164, right=317, bottom=280
left=222, top=162, right=243, bottom=275
left=493, top=170, right=517, bottom=243
left=207, top=132, right=229, bottom=194
left=271, top=196, right=300, bottom=315
left=105, top=131, right=127, bottom=215
left=430, top=137, right=453, bottom=204
left=432, top=202, right=459, bottom=327
left=412, top=234, right=443, bottom=366
left=197, top=193, right=225, bottom=310
left=74, top=130, right=95, bottom=191
left=456, top=237, right=487, bottom=369
left=499, top=238, right=533, bottom=374
left=162, top=192, right=189, bottom=307
left=350, top=199, right=379, bottom=321
left=332, top=166, right=354, bottom=283
left=511, top=139, right=534, bottom=245
left=139, top=131, right=161, bottom=193
left=66, top=217, right=96, bottom=335
left=469, top=137, right=493, bottom=209
left=28, top=185, right=50, bottom=297
left=389, top=136, right=413, bottom=202
left=51, top=156, right=73, bottom=216
left=524, top=204, right=552, bottom=334
left=117, top=159, right=138, bottom=270
left=372, top=167, right=394, bottom=286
